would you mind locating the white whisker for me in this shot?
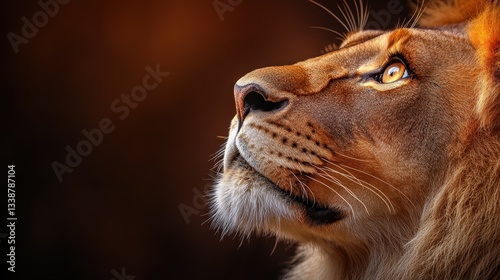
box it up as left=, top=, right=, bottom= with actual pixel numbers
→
left=209, top=142, right=227, bottom=174
left=334, top=150, right=374, bottom=162
left=209, top=144, right=226, bottom=162
left=404, top=0, right=426, bottom=29
left=339, top=163, right=415, bottom=211
left=358, top=0, right=369, bottom=30
left=338, top=0, right=356, bottom=32
left=310, top=26, right=346, bottom=41
left=411, top=1, right=427, bottom=28
left=316, top=169, right=369, bottom=214
left=306, top=175, right=355, bottom=216
left=214, top=158, right=224, bottom=173
left=320, top=162, right=395, bottom=213
left=395, top=18, right=403, bottom=29
left=290, top=171, right=317, bottom=205
left=308, top=0, right=351, bottom=34
left=353, top=0, right=362, bottom=30
left=288, top=176, right=306, bottom=200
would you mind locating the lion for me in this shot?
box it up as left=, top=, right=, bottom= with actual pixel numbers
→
left=210, top=0, right=500, bottom=279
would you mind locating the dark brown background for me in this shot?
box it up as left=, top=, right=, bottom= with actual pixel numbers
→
left=3, top=0, right=408, bottom=279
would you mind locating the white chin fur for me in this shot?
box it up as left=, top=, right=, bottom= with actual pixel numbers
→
left=210, top=171, right=296, bottom=238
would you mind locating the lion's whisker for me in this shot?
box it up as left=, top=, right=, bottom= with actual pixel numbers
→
left=290, top=171, right=317, bottom=206
left=320, top=163, right=395, bottom=213
left=287, top=176, right=308, bottom=203
left=210, top=150, right=224, bottom=162
left=395, top=18, right=403, bottom=29
left=406, top=0, right=427, bottom=29
left=316, top=169, right=370, bottom=214
left=306, top=175, right=355, bottom=216
left=352, top=0, right=362, bottom=30
left=308, top=0, right=351, bottom=34
left=333, top=150, right=374, bottom=162
left=210, top=143, right=227, bottom=174
left=321, top=159, right=394, bottom=211
left=357, top=0, right=369, bottom=30
left=214, top=158, right=224, bottom=173
left=338, top=1, right=356, bottom=33
left=411, top=2, right=427, bottom=28
left=339, top=163, right=416, bottom=211
left=310, top=26, right=346, bottom=41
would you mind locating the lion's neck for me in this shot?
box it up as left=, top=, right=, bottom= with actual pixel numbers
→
left=285, top=242, right=404, bottom=280
left=287, top=130, right=500, bottom=280
left=285, top=221, right=417, bottom=280
left=390, top=129, right=500, bottom=279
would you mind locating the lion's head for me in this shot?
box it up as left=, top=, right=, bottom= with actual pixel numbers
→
left=211, top=0, right=500, bottom=279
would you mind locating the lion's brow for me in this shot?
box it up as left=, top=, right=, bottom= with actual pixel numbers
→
left=386, top=29, right=411, bottom=50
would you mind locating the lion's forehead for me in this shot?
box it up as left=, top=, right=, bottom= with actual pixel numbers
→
left=293, top=28, right=471, bottom=84
left=236, top=27, right=473, bottom=100
left=308, top=28, right=466, bottom=62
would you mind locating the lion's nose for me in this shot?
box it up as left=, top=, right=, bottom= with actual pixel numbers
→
left=234, top=83, right=289, bottom=126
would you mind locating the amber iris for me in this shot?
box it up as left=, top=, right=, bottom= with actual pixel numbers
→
left=381, top=61, right=408, bottom=83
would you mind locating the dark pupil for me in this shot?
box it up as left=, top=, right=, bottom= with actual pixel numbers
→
left=389, top=66, right=399, bottom=76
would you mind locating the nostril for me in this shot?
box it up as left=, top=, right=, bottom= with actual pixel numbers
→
left=234, top=84, right=289, bottom=126
left=244, top=91, right=288, bottom=113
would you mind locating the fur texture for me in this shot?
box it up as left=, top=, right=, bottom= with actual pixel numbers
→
left=211, top=0, right=500, bottom=279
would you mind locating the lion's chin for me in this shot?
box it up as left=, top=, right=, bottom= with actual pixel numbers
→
left=211, top=160, right=295, bottom=237
left=210, top=156, right=343, bottom=239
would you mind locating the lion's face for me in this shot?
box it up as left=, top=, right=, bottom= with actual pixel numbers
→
left=211, top=0, right=500, bottom=278
left=212, top=27, right=479, bottom=244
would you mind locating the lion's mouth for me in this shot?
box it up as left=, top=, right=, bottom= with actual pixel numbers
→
left=271, top=181, right=344, bottom=225
left=230, top=154, right=343, bottom=226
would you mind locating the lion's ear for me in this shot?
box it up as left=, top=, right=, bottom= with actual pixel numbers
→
left=468, top=4, right=500, bottom=130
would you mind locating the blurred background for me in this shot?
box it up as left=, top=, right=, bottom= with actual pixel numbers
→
left=3, top=0, right=409, bottom=279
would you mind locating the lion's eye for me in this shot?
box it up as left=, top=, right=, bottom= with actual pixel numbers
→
left=378, top=61, right=410, bottom=84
